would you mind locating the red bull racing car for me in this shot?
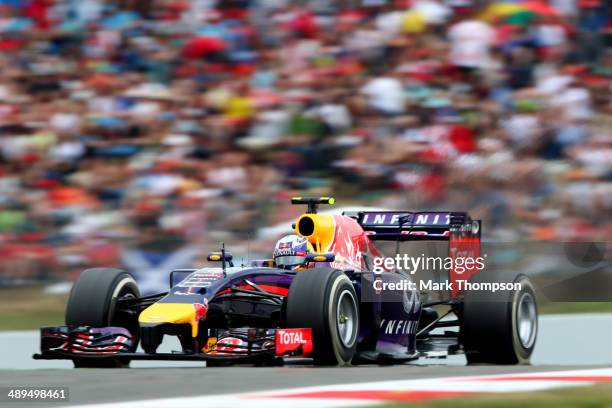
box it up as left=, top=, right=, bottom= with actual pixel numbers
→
left=34, top=197, right=538, bottom=367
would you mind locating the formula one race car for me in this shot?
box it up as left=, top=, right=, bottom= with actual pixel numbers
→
left=34, top=197, right=538, bottom=367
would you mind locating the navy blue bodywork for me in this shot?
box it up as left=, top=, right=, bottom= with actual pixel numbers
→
left=165, top=266, right=421, bottom=360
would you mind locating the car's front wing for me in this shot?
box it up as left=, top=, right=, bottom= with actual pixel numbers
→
left=33, top=326, right=313, bottom=365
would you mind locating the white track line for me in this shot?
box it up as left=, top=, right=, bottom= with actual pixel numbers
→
left=67, top=368, right=612, bottom=408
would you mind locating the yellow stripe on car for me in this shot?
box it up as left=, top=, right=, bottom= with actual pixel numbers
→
left=139, top=303, right=200, bottom=337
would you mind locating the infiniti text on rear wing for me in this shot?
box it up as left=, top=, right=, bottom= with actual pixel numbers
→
left=351, top=211, right=480, bottom=241
left=353, top=210, right=482, bottom=298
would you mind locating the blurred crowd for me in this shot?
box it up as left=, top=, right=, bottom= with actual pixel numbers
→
left=0, top=0, right=610, bottom=288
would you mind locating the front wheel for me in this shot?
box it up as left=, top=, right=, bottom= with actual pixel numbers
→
left=66, top=268, right=140, bottom=368
left=461, top=273, right=538, bottom=365
left=286, top=268, right=359, bottom=365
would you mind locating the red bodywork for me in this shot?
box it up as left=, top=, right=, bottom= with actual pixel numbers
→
left=325, top=215, right=383, bottom=271
left=449, top=221, right=482, bottom=298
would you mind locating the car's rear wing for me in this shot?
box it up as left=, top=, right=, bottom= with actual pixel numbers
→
left=344, top=211, right=480, bottom=241
left=346, top=210, right=482, bottom=299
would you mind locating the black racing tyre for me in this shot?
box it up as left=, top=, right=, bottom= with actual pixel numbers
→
left=460, top=272, right=538, bottom=365
left=286, top=268, right=359, bottom=366
left=66, top=268, right=140, bottom=368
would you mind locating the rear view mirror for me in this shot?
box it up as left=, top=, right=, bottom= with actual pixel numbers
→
left=305, top=253, right=335, bottom=263
left=207, top=252, right=233, bottom=263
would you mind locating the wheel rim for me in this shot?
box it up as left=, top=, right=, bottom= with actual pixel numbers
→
left=336, top=290, right=358, bottom=347
left=517, top=292, right=537, bottom=349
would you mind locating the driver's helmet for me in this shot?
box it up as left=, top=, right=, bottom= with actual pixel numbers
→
left=273, top=235, right=312, bottom=270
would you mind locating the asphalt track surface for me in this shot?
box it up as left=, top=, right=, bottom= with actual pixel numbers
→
left=1, top=314, right=611, bottom=406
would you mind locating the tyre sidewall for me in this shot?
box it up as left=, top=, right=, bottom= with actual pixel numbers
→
left=66, top=268, right=140, bottom=368
left=66, top=268, right=139, bottom=327
left=461, top=272, right=538, bottom=365
left=326, top=273, right=359, bottom=364
left=286, top=268, right=359, bottom=365
left=510, top=275, right=538, bottom=363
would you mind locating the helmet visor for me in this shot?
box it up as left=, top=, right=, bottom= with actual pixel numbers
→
left=275, top=255, right=306, bottom=268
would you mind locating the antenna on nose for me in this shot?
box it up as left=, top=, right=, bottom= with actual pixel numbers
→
left=221, top=242, right=227, bottom=277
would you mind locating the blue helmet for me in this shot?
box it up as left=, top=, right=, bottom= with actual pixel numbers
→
left=273, top=235, right=312, bottom=270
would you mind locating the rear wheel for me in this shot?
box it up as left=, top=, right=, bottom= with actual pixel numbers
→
left=66, top=268, right=140, bottom=368
left=286, top=268, right=359, bottom=365
left=461, top=273, right=538, bottom=364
